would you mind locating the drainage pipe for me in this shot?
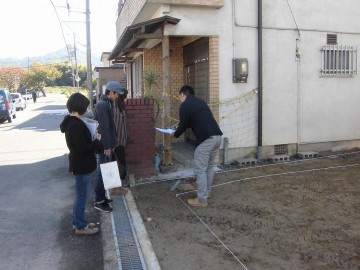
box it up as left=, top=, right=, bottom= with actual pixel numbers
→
left=257, top=0, right=263, bottom=161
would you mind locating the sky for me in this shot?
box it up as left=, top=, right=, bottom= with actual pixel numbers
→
left=0, top=0, right=119, bottom=60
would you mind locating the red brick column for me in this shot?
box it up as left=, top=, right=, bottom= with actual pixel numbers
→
left=125, top=98, right=156, bottom=182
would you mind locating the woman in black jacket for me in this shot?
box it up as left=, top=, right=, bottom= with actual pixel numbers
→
left=60, top=93, right=102, bottom=236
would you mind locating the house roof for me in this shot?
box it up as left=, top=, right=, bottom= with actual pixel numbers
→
left=108, top=15, right=180, bottom=61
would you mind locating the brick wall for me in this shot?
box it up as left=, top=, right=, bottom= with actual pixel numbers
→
left=125, top=98, right=156, bottom=182
left=143, top=38, right=184, bottom=147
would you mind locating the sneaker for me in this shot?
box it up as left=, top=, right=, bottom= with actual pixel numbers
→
left=72, top=223, right=97, bottom=230
left=94, top=202, right=113, bottom=213
left=75, top=226, right=99, bottom=236
left=104, top=197, right=113, bottom=204
left=187, top=197, right=208, bottom=207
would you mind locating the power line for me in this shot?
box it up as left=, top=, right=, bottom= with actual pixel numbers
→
left=49, top=0, right=72, bottom=61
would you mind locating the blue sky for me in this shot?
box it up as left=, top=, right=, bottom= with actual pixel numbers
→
left=0, top=0, right=118, bottom=59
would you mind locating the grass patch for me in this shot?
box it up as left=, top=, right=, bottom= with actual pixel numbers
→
left=45, top=86, right=90, bottom=98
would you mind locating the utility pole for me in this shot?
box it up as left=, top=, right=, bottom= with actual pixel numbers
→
left=86, top=0, right=93, bottom=109
left=74, top=34, right=80, bottom=92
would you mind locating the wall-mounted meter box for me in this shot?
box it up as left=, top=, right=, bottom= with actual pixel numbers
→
left=233, top=58, right=248, bottom=83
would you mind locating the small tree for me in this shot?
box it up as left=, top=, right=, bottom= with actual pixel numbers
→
left=25, top=63, right=61, bottom=96
left=142, top=67, right=163, bottom=121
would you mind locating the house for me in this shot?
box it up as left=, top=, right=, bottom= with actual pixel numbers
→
left=108, top=0, right=360, bottom=167
left=93, top=52, right=127, bottom=98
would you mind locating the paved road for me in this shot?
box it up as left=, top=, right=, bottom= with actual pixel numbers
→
left=0, top=94, right=109, bottom=270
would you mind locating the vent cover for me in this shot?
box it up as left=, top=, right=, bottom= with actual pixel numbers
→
left=327, top=34, right=337, bottom=45
left=274, top=144, right=288, bottom=155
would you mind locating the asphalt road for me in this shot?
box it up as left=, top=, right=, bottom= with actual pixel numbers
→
left=0, top=94, right=107, bottom=270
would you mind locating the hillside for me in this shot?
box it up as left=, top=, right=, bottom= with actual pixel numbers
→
left=0, top=48, right=101, bottom=68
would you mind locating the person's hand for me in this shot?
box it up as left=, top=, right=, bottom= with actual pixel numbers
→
left=104, top=149, right=111, bottom=157
left=94, top=131, right=101, bottom=141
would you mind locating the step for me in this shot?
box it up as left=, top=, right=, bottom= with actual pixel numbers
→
left=171, top=143, right=195, bottom=168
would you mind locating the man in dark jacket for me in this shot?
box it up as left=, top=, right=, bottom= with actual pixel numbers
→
left=173, top=85, right=223, bottom=207
left=93, top=81, right=124, bottom=212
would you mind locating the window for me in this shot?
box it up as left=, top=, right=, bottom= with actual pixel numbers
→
left=321, top=45, right=357, bottom=76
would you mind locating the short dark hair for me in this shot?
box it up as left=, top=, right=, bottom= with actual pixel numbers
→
left=179, top=85, right=195, bottom=96
left=66, top=92, right=89, bottom=115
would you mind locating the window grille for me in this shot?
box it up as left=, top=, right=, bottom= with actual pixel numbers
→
left=321, top=45, right=357, bottom=76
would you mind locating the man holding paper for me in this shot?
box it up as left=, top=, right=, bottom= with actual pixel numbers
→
left=173, top=85, right=223, bottom=207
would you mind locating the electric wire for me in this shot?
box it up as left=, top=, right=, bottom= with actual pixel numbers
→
left=49, top=0, right=71, bottom=62
left=286, top=0, right=300, bottom=38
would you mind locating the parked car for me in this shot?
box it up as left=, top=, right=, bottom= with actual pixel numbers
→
left=0, top=89, right=16, bottom=123
left=11, top=93, right=26, bottom=111
left=18, top=87, right=32, bottom=101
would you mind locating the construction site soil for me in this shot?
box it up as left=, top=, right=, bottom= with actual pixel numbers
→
left=131, top=152, right=360, bottom=270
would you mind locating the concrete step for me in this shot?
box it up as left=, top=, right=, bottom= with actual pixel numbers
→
left=171, top=142, right=195, bottom=168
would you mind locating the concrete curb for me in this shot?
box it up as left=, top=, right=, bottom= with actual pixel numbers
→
left=125, top=190, right=161, bottom=270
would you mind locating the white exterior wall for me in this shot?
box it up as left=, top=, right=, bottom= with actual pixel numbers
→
left=115, top=0, right=360, bottom=155
left=262, top=0, right=360, bottom=147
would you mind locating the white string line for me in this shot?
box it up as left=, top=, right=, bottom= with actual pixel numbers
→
left=135, top=151, right=360, bottom=186
left=176, top=195, right=249, bottom=270
left=175, top=162, right=359, bottom=270
left=176, top=163, right=360, bottom=197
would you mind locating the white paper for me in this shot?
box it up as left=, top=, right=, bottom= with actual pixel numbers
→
left=81, top=117, right=98, bottom=140
left=155, top=128, right=175, bottom=134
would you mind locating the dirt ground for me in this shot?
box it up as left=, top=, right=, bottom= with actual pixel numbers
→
left=131, top=152, right=360, bottom=270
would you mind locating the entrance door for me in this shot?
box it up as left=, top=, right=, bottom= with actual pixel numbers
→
left=183, top=37, right=209, bottom=144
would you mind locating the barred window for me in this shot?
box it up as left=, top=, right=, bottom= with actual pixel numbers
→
left=321, top=45, right=357, bottom=76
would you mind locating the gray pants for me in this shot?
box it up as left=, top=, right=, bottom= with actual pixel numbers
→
left=194, top=136, right=222, bottom=202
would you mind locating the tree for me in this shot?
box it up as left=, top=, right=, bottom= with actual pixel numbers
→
left=53, top=62, right=75, bottom=87
left=52, top=62, right=87, bottom=88
left=24, top=63, right=61, bottom=96
left=0, top=66, right=25, bottom=92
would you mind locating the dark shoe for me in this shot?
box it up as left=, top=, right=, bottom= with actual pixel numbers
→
left=75, top=226, right=99, bottom=236
left=94, top=202, right=113, bottom=213
left=187, top=197, right=208, bottom=207
left=104, top=197, right=113, bottom=204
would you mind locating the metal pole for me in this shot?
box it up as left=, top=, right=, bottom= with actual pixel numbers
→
left=257, top=0, right=263, bottom=161
left=74, top=36, right=80, bottom=92
left=86, top=0, right=93, bottom=108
